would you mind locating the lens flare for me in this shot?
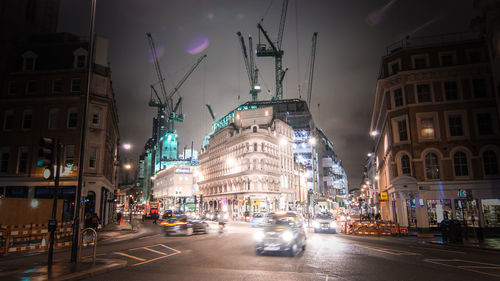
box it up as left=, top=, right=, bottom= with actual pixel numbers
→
left=185, top=34, right=210, bottom=55
left=366, top=0, right=398, bottom=26
left=148, top=44, right=165, bottom=63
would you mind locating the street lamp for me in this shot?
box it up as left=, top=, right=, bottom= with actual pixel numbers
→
left=122, top=143, right=132, bottom=150
left=370, top=130, right=379, bottom=137
left=124, top=163, right=132, bottom=170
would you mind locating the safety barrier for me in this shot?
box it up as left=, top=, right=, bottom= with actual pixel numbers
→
left=0, top=222, right=74, bottom=255
left=341, top=220, right=408, bottom=237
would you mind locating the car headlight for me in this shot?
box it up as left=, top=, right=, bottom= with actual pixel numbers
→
left=254, top=231, right=265, bottom=241
left=282, top=231, right=293, bottom=242
left=330, top=221, right=337, bottom=228
left=312, top=221, right=320, bottom=228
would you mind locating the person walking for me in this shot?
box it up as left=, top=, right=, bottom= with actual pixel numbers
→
left=91, top=213, right=100, bottom=230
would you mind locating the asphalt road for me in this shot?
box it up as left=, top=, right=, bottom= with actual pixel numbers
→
left=77, top=221, right=500, bottom=281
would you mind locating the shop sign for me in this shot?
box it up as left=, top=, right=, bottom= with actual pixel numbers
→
left=380, top=192, right=388, bottom=200
left=458, top=189, right=472, bottom=200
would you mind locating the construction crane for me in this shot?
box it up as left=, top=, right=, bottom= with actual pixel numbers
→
left=307, top=32, right=318, bottom=107
left=237, top=32, right=260, bottom=101
left=205, top=104, right=216, bottom=121
left=257, top=0, right=289, bottom=100
left=146, top=32, right=207, bottom=137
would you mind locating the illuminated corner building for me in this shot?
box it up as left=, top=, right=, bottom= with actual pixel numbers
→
left=0, top=32, right=120, bottom=226
left=199, top=106, right=297, bottom=217
left=201, top=99, right=348, bottom=214
left=151, top=165, right=197, bottom=212
left=370, top=33, right=500, bottom=232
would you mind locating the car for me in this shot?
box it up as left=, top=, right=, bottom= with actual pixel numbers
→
left=161, top=215, right=208, bottom=236
left=250, top=212, right=267, bottom=227
left=312, top=213, right=337, bottom=233
left=161, top=210, right=173, bottom=219
left=254, top=212, right=307, bottom=257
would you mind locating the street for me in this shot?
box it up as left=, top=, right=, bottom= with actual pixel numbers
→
left=85, top=222, right=500, bottom=281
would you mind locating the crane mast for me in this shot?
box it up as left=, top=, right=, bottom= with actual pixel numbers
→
left=237, top=32, right=260, bottom=101
left=307, top=32, right=318, bottom=106
left=256, top=0, right=289, bottom=100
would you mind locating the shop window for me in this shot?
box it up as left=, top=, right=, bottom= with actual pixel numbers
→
left=454, top=199, right=479, bottom=227
left=482, top=199, right=500, bottom=227
left=5, top=186, right=28, bottom=198
left=453, top=151, right=468, bottom=177
left=416, top=84, right=431, bottom=103
left=444, top=81, right=458, bottom=101
left=424, top=152, right=440, bottom=180
left=426, top=200, right=452, bottom=228
left=483, top=150, right=498, bottom=176
left=472, top=79, right=487, bottom=98
left=400, top=154, right=411, bottom=175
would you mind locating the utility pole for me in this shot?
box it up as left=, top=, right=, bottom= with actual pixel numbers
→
left=48, top=141, right=62, bottom=270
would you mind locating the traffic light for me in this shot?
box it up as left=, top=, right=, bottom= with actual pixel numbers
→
left=37, top=137, right=55, bottom=167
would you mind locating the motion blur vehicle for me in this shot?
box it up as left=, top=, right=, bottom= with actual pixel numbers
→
left=162, top=215, right=208, bottom=236
left=250, top=212, right=267, bottom=227
left=162, top=210, right=173, bottom=219
left=312, top=212, right=337, bottom=233
left=254, top=212, right=306, bottom=257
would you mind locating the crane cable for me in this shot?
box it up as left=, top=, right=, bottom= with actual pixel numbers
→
left=295, top=0, right=301, bottom=99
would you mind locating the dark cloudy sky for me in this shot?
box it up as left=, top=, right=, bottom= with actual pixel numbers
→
left=58, top=0, right=479, bottom=189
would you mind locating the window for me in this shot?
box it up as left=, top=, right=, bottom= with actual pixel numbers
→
left=89, top=146, right=97, bottom=169
left=483, top=150, right=498, bottom=176
left=253, top=126, right=257, bottom=133
left=48, top=109, right=59, bottom=129
left=53, top=79, right=63, bottom=93
left=67, top=108, right=78, bottom=128
left=4, top=111, right=14, bottom=130
left=17, top=147, right=29, bottom=174
left=440, top=54, right=454, bottom=66
left=477, top=113, right=492, bottom=135
left=26, top=80, right=36, bottom=95
left=0, top=148, right=9, bottom=173
left=417, top=84, right=431, bottom=103
left=444, top=81, right=458, bottom=101
left=65, top=145, right=75, bottom=166
left=421, top=117, right=435, bottom=139
left=413, top=56, right=427, bottom=69
left=7, top=81, right=16, bottom=95
left=468, top=50, right=482, bottom=63
left=92, top=108, right=100, bottom=125
left=71, top=79, right=81, bottom=92
left=453, top=151, right=468, bottom=177
left=22, top=110, right=32, bottom=130
left=76, top=55, right=86, bottom=68
left=425, top=152, right=440, bottom=180
left=397, top=119, right=408, bottom=141
left=472, top=79, right=487, bottom=98
left=23, top=57, right=35, bottom=71
left=393, top=88, right=404, bottom=107
left=401, top=154, right=411, bottom=175
left=254, top=143, right=258, bottom=152
left=388, top=60, right=400, bottom=75
left=5, top=187, right=28, bottom=198
left=448, top=115, right=463, bottom=137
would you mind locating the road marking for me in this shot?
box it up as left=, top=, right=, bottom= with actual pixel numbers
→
left=114, top=251, right=146, bottom=261
left=354, top=243, right=420, bottom=256
left=142, top=246, right=168, bottom=255
left=158, top=243, right=181, bottom=253
left=424, top=259, right=500, bottom=278
left=409, top=246, right=465, bottom=254
left=132, top=251, right=181, bottom=266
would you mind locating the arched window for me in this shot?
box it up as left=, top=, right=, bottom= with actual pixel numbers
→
left=253, top=126, right=257, bottom=133
left=453, top=151, right=468, bottom=177
left=400, top=154, right=411, bottom=175
left=483, top=150, right=498, bottom=176
left=425, top=152, right=440, bottom=179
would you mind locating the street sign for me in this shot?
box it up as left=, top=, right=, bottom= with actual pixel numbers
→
left=380, top=192, right=388, bottom=200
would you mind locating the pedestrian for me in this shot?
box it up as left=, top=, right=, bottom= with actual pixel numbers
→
left=375, top=213, right=381, bottom=220
left=91, top=213, right=100, bottom=230
left=116, top=212, right=122, bottom=224
left=153, top=212, right=158, bottom=224
left=84, top=212, right=92, bottom=228
left=440, top=217, right=450, bottom=243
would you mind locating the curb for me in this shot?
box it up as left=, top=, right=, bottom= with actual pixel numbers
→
left=427, top=241, right=500, bottom=252
left=53, top=259, right=127, bottom=281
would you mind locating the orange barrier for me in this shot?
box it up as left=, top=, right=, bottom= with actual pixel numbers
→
left=341, top=220, right=407, bottom=237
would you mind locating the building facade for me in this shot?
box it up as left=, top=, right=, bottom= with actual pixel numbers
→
left=370, top=34, right=500, bottom=231
left=152, top=164, right=196, bottom=212
left=0, top=33, right=120, bottom=226
left=198, top=107, right=298, bottom=218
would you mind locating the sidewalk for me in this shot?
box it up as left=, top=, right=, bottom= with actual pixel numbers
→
left=0, top=257, right=126, bottom=281
left=427, top=236, right=500, bottom=251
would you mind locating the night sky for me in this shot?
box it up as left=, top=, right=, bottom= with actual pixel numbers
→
left=58, top=0, right=479, bottom=189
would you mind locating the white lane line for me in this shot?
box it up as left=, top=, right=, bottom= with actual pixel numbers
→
left=424, top=259, right=500, bottom=278
left=354, top=243, right=420, bottom=256
left=409, top=246, right=465, bottom=254
left=142, top=247, right=168, bottom=256
left=159, top=243, right=181, bottom=253
left=114, top=251, right=146, bottom=261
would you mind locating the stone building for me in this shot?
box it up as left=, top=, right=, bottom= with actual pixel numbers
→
left=370, top=33, right=500, bottom=231
left=198, top=106, right=297, bottom=218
